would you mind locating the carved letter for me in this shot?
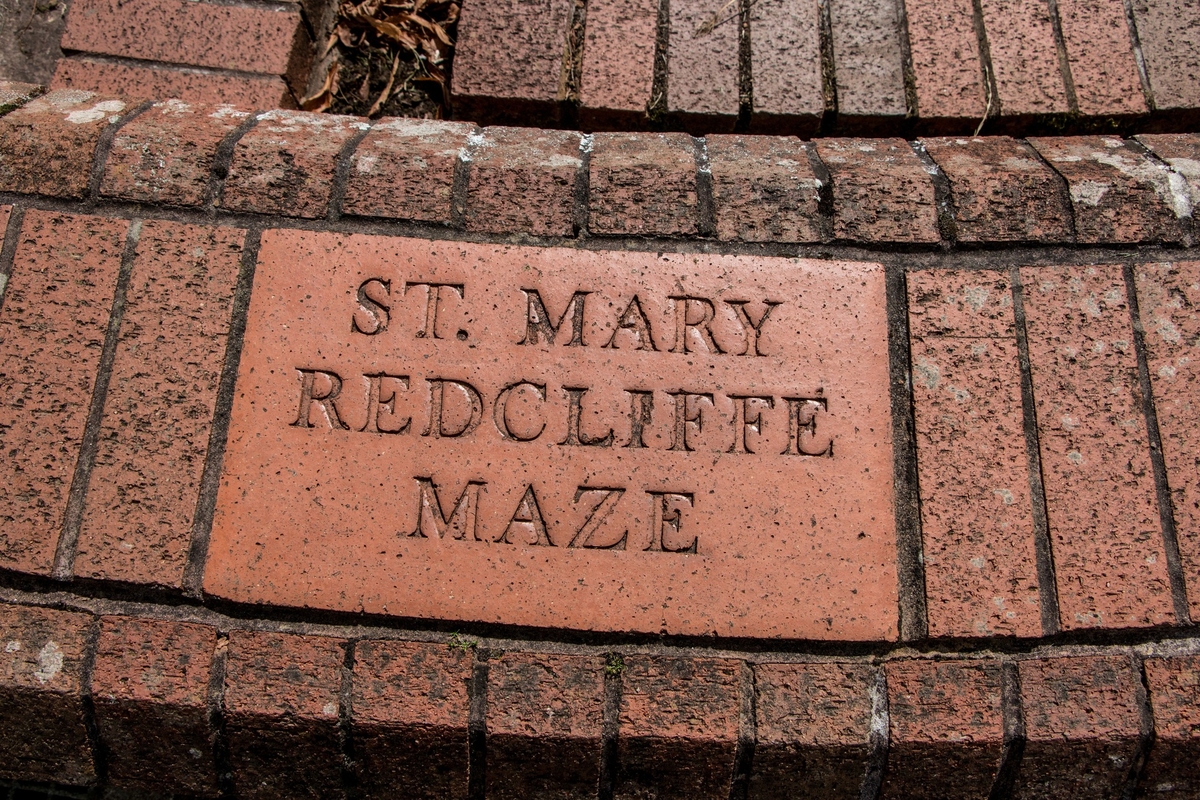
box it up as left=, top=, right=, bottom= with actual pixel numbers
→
left=728, top=394, right=774, bottom=453
left=570, top=487, right=627, bottom=549
left=423, top=379, right=483, bottom=438
left=352, top=278, right=391, bottom=335
left=493, top=381, right=547, bottom=442
left=725, top=300, right=781, bottom=356
left=666, top=391, right=715, bottom=452
left=405, top=281, right=465, bottom=339
left=669, top=296, right=725, bottom=354
left=499, top=485, right=553, bottom=546
left=291, top=369, right=350, bottom=430
left=408, top=477, right=486, bottom=540
left=361, top=372, right=411, bottom=434
left=602, top=295, right=658, bottom=351
left=519, top=289, right=590, bottom=346
left=624, top=390, right=654, bottom=449
left=559, top=387, right=614, bottom=447
left=645, top=491, right=697, bottom=553
left=781, top=397, right=833, bottom=456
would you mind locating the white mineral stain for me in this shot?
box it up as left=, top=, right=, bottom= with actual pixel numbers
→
left=34, top=641, right=63, bottom=684
left=1071, top=180, right=1110, bottom=207
left=5, top=641, right=19, bottom=653
left=65, top=99, right=126, bottom=125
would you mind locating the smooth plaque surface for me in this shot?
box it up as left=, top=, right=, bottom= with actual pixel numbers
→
left=205, top=232, right=898, bottom=640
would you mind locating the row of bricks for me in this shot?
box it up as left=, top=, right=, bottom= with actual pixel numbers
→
left=3, top=599, right=1200, bottom=799
left=454, top=0, right=1200, bottom=129
left=0, top=86, right=1198, bottom=245
left=2, top=203, right=1200, bottom=640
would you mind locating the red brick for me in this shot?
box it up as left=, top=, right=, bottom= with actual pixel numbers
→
left=588, top=132, right=698, bottom=234
left=0, top=89, right=128, bottom=198
left=1015, top=656, right=1144, bottom=799
left=617, top=656, right=740, bottom=800
left=221, top=110, right=369, bottom=219
left=224, top=630, right=346, bottom=800
left=451, top=0, right=575, bottom=123
left=882, top=659, right=1005, bottom=799
left=750, top=662, right=874, bottom=799
left=579, top=0, right=657, bottom=128
left=352, top=639, right=472, bottom=800
left=91, top=616, right=218, bottom=796
left=706, top=134, right=822, bottom=243
left=827, top=0, right=906, bottom=118
left=1056, top=0, right=1146, bottom=116
left=667, top=0, right=739, bottom=128
left=908, top=271, right=1041, bottom=638
left=815, top=138, right=939, bottom=243
left=979, top=0, right=1069, bottom=116
left=1134, top=261, right=1200, bottom=620
left=1136, top=133, right=1200, bottom=210
left=922, top=136, right=1072, bottom=243
left=342, top=117, right=476, bottom=223
left=0, top=211, right=127, bottom=575
left=1143, top=656, right=1200, bottom=799
left=1130, top=0, right=1200, bottom=110
left=74, top=221, right=245, bottom=586
left=1028, top=136, right=1191, bottom=244
left=61, top=0, right=310, bottom=89
left=0, top=604, right=94, bottom=785
left=0, top=81, right=40, bottom=113
left=487, top=652, right=605, bottom=799
left=749, top=0, right=822, bottom=129
left=101, top=100, right=252, bottom=207
left=53, top=57, right=294, bottom=108
left=0, top=205, right=10, bottom=243
left=905, top=0, right=985, bottom=121
left=1021, top=265, right=1174, bottom=629
left=465, top=126, right=581, bottom=237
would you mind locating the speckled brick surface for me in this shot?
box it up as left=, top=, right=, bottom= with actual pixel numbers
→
left=816, top=138, right=939, bottom=243
left=1057, top=0, right=1147, bottom=116
left=465, top=126, right=581, bottom=236
left=588, top=132, right=698, bottom=235
left=52, top=58, right=293, bottom=108
left=905, top=0, right=985, bottom=121
left=579, top=0, right=658, bottom=126
left=706, top=134, right=822, bottom=242
left=979, top=0, right=1069, bottom=116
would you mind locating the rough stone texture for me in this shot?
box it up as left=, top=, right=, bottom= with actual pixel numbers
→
left=706, top=134, right=822, bottom=243
left=52, top=57, right=294, bottom=108
left=353, top=640, right=472, bottom=800
left=588, top=132, right=698, bottom=234
left=827, top=0, right=906, bottom=118
left=221, top=110, right=368, bottom=219
left=617, top=656, right=740, bottom=800
left=979, top=0, right=1069, bottom=116
left=667, top=0, right=740, bottom=128
left=1143, top=656, right=1200, bottom=799
left=0, top=204, right=9, bottom=242
left=1028, top=136, right=1191, bottom=244
left=224, top=630, right=347, bottom=800
left=91, top=616, right=218, bottom=796
left=881, top=660, right=1005, bottom=799
left=904, top=0, right=985, bottom=121
left=923, top=136, right=1073, bottom=243
left=1136, top=133, right=1200, bottom=209
left=815, top=138, right=939, bottom=243
left=1014, top=656, right=1144, bottom=800
left=101, top=100, right=251, bottom=207
left=1131, top=0, right=1200, bottom=110
left=1021, top=265, right=1175, bottom=630
left=1135, top=261, right=1200, bottom=620
left=487, top=652, right=605, bottom=800
left=74, top=221, right=244, bottom=587
left=342, top=117, right=475, bottom=223
left=0, top=604, right=94, bottom=785
left=0, top=211, right=127, bottom=575
left=465, top=126, right=581, bottom=236
left=1056, top=0, right=1147, bottom=116
left=750, top=662, right=874, bottom=799
left=908, top=271, right=1041, bottom=638
left=748, top=0, right=823, bottom=127
left=0, top=88, right=127, bottom=198
left=578, top=0, right=657, bottom=127
left=0, top=80, right=40, bottom=112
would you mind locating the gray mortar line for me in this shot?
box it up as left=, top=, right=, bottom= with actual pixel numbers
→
left=206, top=110, right=263, bottom=212
left=649, top=0, right=670, bottom=123
left=894, top=0, right=919, bottom=121
left=1044, top=0, right=1080, bottom=115
left=80, top=617, right=108, bottom=796
left=1121, top=0, right=1156, bottom=112
left=327, top=121, right=374, bottom=223
left=467, top=649, right=489, bottom=800
left=1019, top=137, right=1078, bottom=242
left=817, top=0, right=838, bottom=134
left=450, top=126, right=482, bottom=230
left=574, top=133, right=594, bottom=237
left=207, top=632, right=236, bottom=800
left=85, top=99, right=154, bottom=207
left=1122, top=655, right=1155, bottom=800
left=729, top=661, right=757, bottom=800
left=694, top=136, right=716, bottom=237
left=0, top=205, right=26, bottom=311
left=598, top=653, right=622, bottom=800
left=339, top=639, right=361, bottom=798
left=909, top=139, right=958, bottom=245
left=988, top=661, right=1026, bottom=800
left=970, top=0, right=1001, bottom=126
left=804, top=142, right=836, bottom=243
left=858, top=666, right=888, bottom=800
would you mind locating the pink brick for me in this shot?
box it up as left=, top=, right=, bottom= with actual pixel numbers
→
left=0, top=205, right=10, bottom=239
left=1143, top=656, right=1200, bottom=799
left=1130, top=0, right=1200, bottom=110
left=905, top=0, right=985, bottom=121
left=579, top=0, right=657, bottom=127
left=0, top=211, right=128, bottom=575
left=1022, top=265, right=1174, bottom=630
left=706, top=134, right=822, bottom=243
left=815, top=138, right=939, bottom=243
left=588, top=132, right=698, bottom=235
left=668, top=0, right=739, bottom=127
left=749, top=0, right=823, bottom=128
left=979, top=0, right=1069, bottom=116
left=53, top=57, right=293, bottom=108
left=827, top=0, right=907, bottom=118
left=1057, top=0, right=1147, bottom=116
left=465, top=126, right=582, bottom=236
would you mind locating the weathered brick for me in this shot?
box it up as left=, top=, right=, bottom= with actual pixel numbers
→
left=1057, top=0, right=1147, bottom=116
left=828, top=0, right=906, bottom=118
left=667, top=0, right=739, bottom=128
left=923, top=136, right=1073, bottom=243
left=0, top=604, right=94, bottom=785
left=0, top=205, right=10, bottom=243
left=487, top=652, right=605, bottom=799
left=74, top=221, right=244, bottom=587
left=1021, top=265, right=1174, bottom=629
left=1135, top=261, right=1200, bottom=620
left=815, top=138, right=939, bottom=243
left=909, top=271, right=1041, bottom=638
left=881, top=660, right=1005, bottom=799
left=342, top=118, right=475, bottom=223
left=588, top=132, right=698, bottom=235
left=579, top=0, right=657, bottom=127
left=91, top=616, right=218, bottom=796
left=748, top=0, right=822, bottom=130
left=0, top=81, right=40, bottom=113
left=1028, top=136, right=1191, bottom=244
left=224, top=630, right=346, bottom=800
left=1136, top=133, right=1200, bottom=209
left=101, top=100, right=252, bottom=207
left=1130, top=0, right=1200, bottom=110
left=53, top=57, right=293, bottom=108
left=0, top=211, right=127, bottom=575
left=1143, top=656, right=1200, bottom=799
left=979, top=0, right=1069, bottom=116
left=905, top=0, right=985, bottom=121
left=706, top=134, right=822, bottom=243
left=353, top=639, right=472, bottom=800
left=617, top=656, right=740, bottom=800
left=0, top=89, right=128, bottom=198
left=465, top=126, right=581, bottom=237
left=750, top=662, right=874, bottom=799
left=1014, top=656, right=1144, bottom=799
left=221, top=110, right=369, bottom=219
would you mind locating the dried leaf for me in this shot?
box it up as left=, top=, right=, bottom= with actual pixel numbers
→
left=300, top=61, right=340, bottom=112
left=368, top=52, right=402, bottom=116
